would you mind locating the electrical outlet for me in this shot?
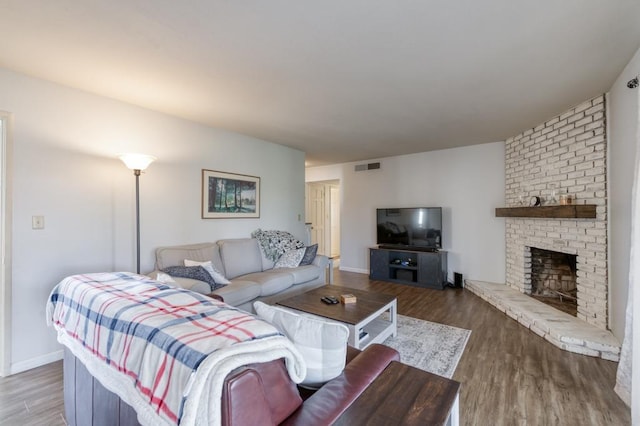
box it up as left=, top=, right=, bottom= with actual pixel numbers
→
left=32, top=216, right=45, bottom=230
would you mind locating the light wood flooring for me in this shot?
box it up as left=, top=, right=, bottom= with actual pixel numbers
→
left=0, top=270, right=630, bottom=425
left=0, top=359, right=65, bottom=425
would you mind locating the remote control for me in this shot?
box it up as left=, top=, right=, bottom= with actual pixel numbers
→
left=321, top=296, right=339, bottom=304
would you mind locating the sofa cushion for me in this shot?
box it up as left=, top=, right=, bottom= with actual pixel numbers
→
left=287, top=265, right=322, bottom=285
left=240, top=271, right=295, bottom=296
left=212, top=280, right=262, bottom=306
left=170, top=277, right=212, bottom=294
left=155, top=242, right=226, bottom=276
left=218, top=239, right=263, bottom=279
left=254, top=302, right=349, bottom=389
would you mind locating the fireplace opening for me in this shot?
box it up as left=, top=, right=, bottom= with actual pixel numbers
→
left=528, top=247, right=577, bottom=317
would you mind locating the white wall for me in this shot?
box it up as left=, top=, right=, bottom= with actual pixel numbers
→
left=608, top=45, right=640, bottom=340
left=307, top=142, right=506, bottom=283
left=0, top=68, right=306, bottom=373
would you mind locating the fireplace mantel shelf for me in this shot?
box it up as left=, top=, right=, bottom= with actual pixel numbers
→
left=495, top=205, right=597, bottom=219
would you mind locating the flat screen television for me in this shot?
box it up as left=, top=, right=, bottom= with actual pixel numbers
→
left=376, top=207, right=442, bottom=250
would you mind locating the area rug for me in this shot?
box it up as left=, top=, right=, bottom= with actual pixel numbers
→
left=382, top=315, right=471, bottom=379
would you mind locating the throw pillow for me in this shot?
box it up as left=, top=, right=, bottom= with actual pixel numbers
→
left=160, top=265, right=226, bottom=292
left=253, top=301, right=348, bottom=389
left=183, top=259, right=231, bottom=284
left=274, top=248, right=306, bottom=268
left=155, top=272, right=177, bottom=284
left=298, top=244, right=318, bottom=266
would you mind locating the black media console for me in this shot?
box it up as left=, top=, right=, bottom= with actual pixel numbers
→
left=369, top=247, right=447, bottom=290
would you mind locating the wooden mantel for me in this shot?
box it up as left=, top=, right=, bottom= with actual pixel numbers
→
left=495, top=205, right=597, bottom=219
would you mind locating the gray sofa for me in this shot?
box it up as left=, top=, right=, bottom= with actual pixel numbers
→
left=149, top=238, right=329, bottom=312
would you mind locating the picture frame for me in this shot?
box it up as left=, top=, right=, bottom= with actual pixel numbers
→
left=201, top=169, right=260, bottom=219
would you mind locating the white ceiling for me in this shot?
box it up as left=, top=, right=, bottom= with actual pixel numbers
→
left=1, top=1, right=639, bottom=166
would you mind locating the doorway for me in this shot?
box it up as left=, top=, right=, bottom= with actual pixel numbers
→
left=305, top=180, right=340, bottom=259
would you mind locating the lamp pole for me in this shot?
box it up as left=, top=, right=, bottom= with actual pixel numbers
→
left=119, top=154, right=156, bottom=275
left=134, top=169, right=141, bottom=274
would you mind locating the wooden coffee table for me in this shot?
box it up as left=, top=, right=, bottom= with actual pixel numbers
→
left=276, top=285, right=397, bottom=350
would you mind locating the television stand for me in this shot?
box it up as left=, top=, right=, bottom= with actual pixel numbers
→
left=369, top=247, right=447, bottom=290
left=378, top=244, right=438, bottom=252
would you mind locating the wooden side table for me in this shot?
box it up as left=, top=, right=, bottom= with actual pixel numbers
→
left=334, top=361, right=460, bottom=425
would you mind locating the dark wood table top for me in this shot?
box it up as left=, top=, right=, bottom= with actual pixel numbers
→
left=334, top=361, right=461, bottom=425
left=276, top=285, right=396, bottom=325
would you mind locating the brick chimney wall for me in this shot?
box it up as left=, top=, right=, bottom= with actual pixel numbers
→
left=504, top=95, right=608, bottom=329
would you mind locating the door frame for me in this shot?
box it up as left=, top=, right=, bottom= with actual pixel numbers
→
left=0, top=112, right=13, bottom=377
left=305, top=179, right=340, bottom=258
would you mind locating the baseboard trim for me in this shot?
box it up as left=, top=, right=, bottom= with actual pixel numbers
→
left=11, top=349, right=63, bottom=375
left=339, top=266, right=369, bottom=274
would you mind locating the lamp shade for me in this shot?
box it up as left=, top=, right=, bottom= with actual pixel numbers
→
left=118, top=153, right=157, bottom=171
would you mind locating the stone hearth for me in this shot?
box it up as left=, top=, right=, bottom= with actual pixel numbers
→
left=466, top=280, right=620, bottom=361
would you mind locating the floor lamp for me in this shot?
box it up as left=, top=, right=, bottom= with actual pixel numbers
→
left=119, top=154, right=156, bottom=274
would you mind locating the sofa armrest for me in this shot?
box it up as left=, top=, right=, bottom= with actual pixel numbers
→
left=312, top=254, right=329, bottom=269
left=282, top=344, right=400, bottom=425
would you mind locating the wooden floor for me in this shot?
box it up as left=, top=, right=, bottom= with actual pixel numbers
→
left=0, top=270, right=630, bottom=425
left=0, top=360, right=65, bottom=425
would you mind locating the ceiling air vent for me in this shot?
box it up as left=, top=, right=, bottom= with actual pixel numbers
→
left=354, top=162, right=381, bottom=172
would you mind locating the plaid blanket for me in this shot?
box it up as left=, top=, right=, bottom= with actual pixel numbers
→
left=47, top=272, right=305, bottom=426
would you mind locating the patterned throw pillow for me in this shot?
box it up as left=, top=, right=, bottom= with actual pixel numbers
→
left=183, top=259, right=231, bottom=284
left=298, top=244, right=318, bottom=266
left=274, top=248, right=306, bottom=268
left=160, top=266, right=226, bottom=291
left=254, top=301, right=349, bottom=389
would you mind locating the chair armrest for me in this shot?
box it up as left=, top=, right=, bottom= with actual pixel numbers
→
left=222, top=359, right=303, bottom=425
left=282, top=344, right=399, bottom=425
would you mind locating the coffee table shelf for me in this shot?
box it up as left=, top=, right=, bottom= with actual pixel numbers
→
left=353, top=304, right=397, bottom=349
left=277, top=285, right=397, bottom=350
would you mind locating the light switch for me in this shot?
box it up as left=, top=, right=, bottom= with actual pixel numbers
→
left=32, top=216, right=44, bottom=230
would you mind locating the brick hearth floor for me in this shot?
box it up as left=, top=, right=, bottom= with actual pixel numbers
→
left=465, top=280, right=620, bottom=361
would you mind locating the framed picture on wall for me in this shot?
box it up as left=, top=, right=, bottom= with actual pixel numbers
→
left=201, top=169, right=260, bottom=219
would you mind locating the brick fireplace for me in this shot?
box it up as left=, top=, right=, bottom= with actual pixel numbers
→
left=504, top=95, right=608, bottom=330
left=528, top=247, right=577, bottom=316
left=465, top=94, right=618, bottom=360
